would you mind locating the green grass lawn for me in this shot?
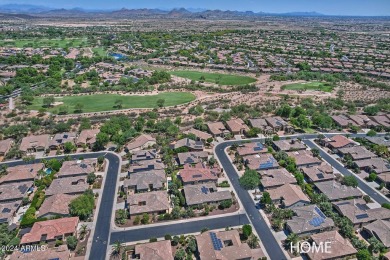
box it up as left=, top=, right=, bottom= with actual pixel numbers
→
left=1, top=38, right=89, bottom=48
left=28, top=92, right=196, bottom=114
left=170, top=70, right=256, bottom=85
left=281, top=82, right=334, bottom=92
left=92, top=47, right=107, bottom=57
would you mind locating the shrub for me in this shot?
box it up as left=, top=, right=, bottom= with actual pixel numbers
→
left=66, top=236, right=78, bottom=250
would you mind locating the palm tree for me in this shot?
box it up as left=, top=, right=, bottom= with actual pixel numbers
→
left=285, top=233, right=299, bottom=250
left=80, top=224, right=88, bottom=239
left=111, top=241, right=124, bottom=257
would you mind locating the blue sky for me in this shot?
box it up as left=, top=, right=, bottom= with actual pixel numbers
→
left=1, top=0, right=390, bottom=16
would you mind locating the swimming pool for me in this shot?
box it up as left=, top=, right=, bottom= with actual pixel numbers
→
left=110, top=53, right=126, bottom=60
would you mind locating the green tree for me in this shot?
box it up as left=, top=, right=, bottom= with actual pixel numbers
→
left=260, top=192, right=272, bottom=205
left=175, top=248, right=186, bottom=260
left=87, top=172, right=97, bottom=185
left=66, top=236, right=78, bottom=250
left=218, top=199, right=233, bottom=209
left=186, top=237, right=197, bottom=253
left=69, top=190, right=95, bottom=220
left=141, top=213, right=150, bottom=224
left=366, top=129, right=377, bottom=137
left=356, top=249, right=371, bottom=260
left=114, top=99, right=123, bottom=109
left=74, top=103, right=84, bottom=113
left=342, top=176, right=358, bottom=188
left=111, top=241, right=124, bottom=257
left=63, top=142, right=76, bottom=153
left=239, top=169, right=260, bottom=190
left=247, top=234, right=259, bottom=249
left=242, top=224, right=252, bottom=239
left=43, top=96, right=55, bottom=107
left=156, top=98, right=165, bottom=108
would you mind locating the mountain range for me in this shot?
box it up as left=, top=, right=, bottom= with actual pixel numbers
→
left=0, top=4, right=328, bottom=18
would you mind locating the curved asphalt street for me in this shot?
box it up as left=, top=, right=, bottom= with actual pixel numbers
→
left=0, top=132, right=387, bottom=260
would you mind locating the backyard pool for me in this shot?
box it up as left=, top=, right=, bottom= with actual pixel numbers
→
left=110, top=53, right=126, bottom=60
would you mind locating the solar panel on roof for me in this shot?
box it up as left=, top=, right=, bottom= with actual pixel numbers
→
left=2, top=208, right=11, bottom=213
left=356, top=213, right=369, bottom=219
left=314, top=206, right=327, bottom=219
left=316, top=173, right=324, bottom=179
left=309, top=217, right=325, bottom=227
left=201, top=186, right=209, bottom=194
left=209, top=232, right=223, bottom=251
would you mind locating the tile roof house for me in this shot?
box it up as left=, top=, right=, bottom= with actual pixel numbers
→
left=183, top=128, right=212, bottom=141
left=184, top=183, right=232, bottom=207
left=128, top=190, right=170, bottom=216
left=10, top=245, right=70, bottom=260
left=0, top=200, right=21, bottom=225
left=126, top=134, right=156, bottom=152
left=300, top=163, right=335, bottom=183
left=265, top=116, right=289, bottom=132
left=272, top=139, right=306, bottom=152
left=196, top=230, right=265, bottom=260
left=170, top=138, right=204, bottom=151
left=123, top=170, right=166, bottom=194
left=371, top=115, right=390, bottom=127
left=134, top=240, right=173, bottom=260
left=49, top=132, right=77, bottom=150
left=333, top=199, right=390, bottom=228
left=129, top=160, right=164, bottom=174
left=177, top=151, right=208, bottom=165
left=45, top=177, right=88, bottom=197
left=237, top=142, right=268, bottom=156
left=331, top=115, right=356, bottom=128
left=0, top=163, right=43, bottom=184
left=260, top=168, right=297, bottom=190
left=0, top=138, right=13, bottom=156
left=248, top=118, right=273, bottom=134
left=0, top=181, right=33, bottom=203
left=338, top=146, right=377, bottom=161
left=287, top=150, right=322, bottom=167
left=363, top=219, right=390, bottom=248
left=354, top=158, right=390, bottom=174
left=323, top=135, right=356, bottom=151
left=244, top=154, right=279, bottom=171
left=131, top=150, right=157, bottom=162
left=207, top=122, right=229, bottom=137
left=268, top=184, right=311, bottom=208
left=20, top=134, right=50, bottom=153
left=179, top=163, right=218, bottom=185
left=366, top=136, right=390, bottom=147
left=286, top=205, right=335, bottom=236
left=314, top=181, right=363, bottom=201
left=349, top=114, right=377, bottom=127
left=20, top=217, right=79, bottom=245
left=57, top=159, right=96, bottom=178
left=37, top=194, right=75, bottom=219
left=305, top=231, right=357, bottom=260
left=225, top=118, right=249, bottom=135
left=76, top=129, right=100, bottom=148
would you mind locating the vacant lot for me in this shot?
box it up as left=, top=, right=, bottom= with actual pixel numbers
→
left=28, top=92, right=196, bottom=113
left=281, top=82, right=334, bottom=92
left=1, top=38, right=89, bottom=48
left=170, top=70, right=256, bottom=85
